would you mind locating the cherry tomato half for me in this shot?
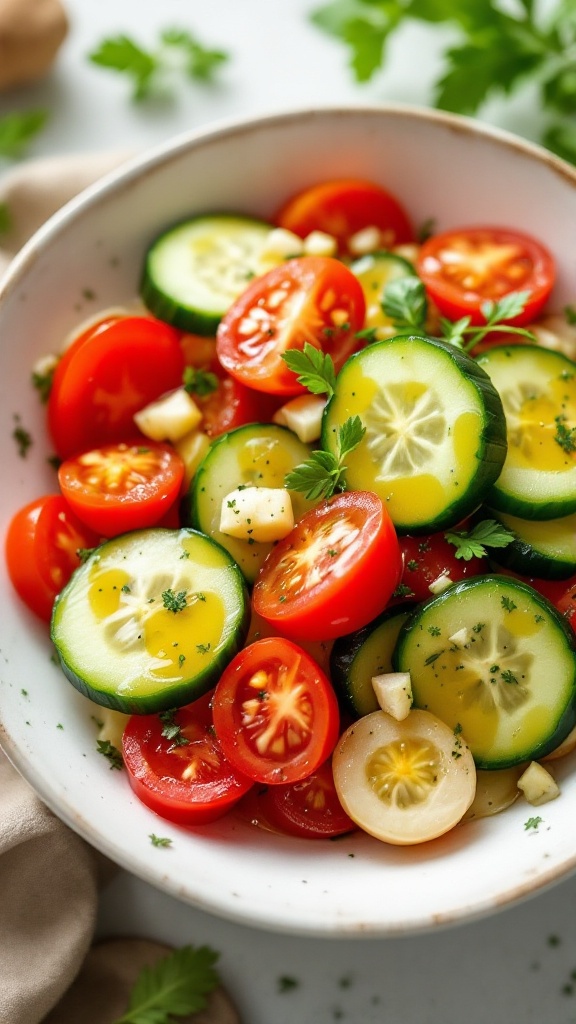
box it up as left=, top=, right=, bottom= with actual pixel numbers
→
left=122, top=700, right=253, bottom=826
left=216, top=256, right=366, bottom=396
left=416, top=226, right=555, bottom=326
left=58, top=441, right=184, bottom=537
left=254, top=759, right=356, bottom=839
left=48, top=315, right=185, bottom=459
left=5, top=494, right=101, bottom=622
left=397, top=529, right=489, bottom=604
left=252, top=490, right=402, bottom=641
left=275, top=178, right=414, bottom=256
left=212, top=637, right=340, bottom=786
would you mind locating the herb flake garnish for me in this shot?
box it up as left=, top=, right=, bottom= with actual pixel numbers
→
left=282, top=342, right=337, bottom=398
left=149, top=834, right=173, bottom=848
left=96, top=739, right=124, bottom=770
left=159, top=709, right=189, bottom=747
left=444, top=519, right=515, bottom=561
left=183, top=365, right=219, bottom=397
left=161, top=588, right=188, bottom=613
left=284, top=415, right=365, bottom=500
left=111, top=944, right=220, bottom=1024
left=525, top=816, right=544, bottom=831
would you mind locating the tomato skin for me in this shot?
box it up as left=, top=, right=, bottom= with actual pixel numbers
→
left=505, top=572, right=576, bottom=632
left=48, top=316, right=185, bottom=459
left=5, top=495, right=101, bottom=622
left=252, top=491, right=402, bottom=641
left=122, top=700, right=254, bottom=826
left=275, top=178, right=414, bottom=255
left=212, top=637, right=340, bottom=786
left=58, top=441, right=185, bottom=537
left=197, top=365, right=279, bottom=437
left=398, top=530, right=488, bottom=604
left=255, top=759, right=356, bottom=839
left=216, top=256, right=366, bottom=396
left=417, top=226, right=555, bottom=327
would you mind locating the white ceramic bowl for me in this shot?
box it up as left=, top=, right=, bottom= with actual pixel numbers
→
left=2, top=104, right=576, bottom=937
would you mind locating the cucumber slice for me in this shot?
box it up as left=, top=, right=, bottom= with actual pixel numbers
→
left=476, top=344, right=576, bottom=518
left=350, top=251, right=415, bottom=340
left=51, top=528, right=249, bottom=714
left=321, top=334, right=507, bottom=534
left=330, top=603, right=414, bottom=718
left=486, top=507, right=576, bottom=580
left=140, top=214, right=273, bottom=335
left=186, top=423, right=315, bottom=583
left=393, top=574, right=576, bottom=769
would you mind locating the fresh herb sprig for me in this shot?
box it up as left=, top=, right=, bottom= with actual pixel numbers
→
left=285, top=415, right=366, bottom=500
left=182, top=365, right=219, bottom=397
left=89, top=28, right=229, bottom=102
left=282, top=342, right=337, bottom=398
left=111, top=944, right=220, bottom=1024
left=310, top=0, right=576, bottom=164
left=382, top=275, right=536, bottom=351
left=0, top=110, right=49, bottom=160
left=444, top=519, right=515, bottom=561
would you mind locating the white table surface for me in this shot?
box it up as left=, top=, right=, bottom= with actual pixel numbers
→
left=3, top=2, right=576, bottom=1022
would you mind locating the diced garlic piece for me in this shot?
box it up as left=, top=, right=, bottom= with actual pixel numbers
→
left=303, top=230, right=338, bottom=257
left=95, top=706, right=130, bottom=750
left=428, top=572, right=453, bottom=595
left=259, top=227, right=304, bottom=260
left=32, top=352, right=59, bottom=377
left=348, top=225, right=382, bottom=256
left=273, top=393, right=326, bottom=443
left=371, top=672, right=413, bottom=721
left=219, top=486, right=294, bottom=542
left=449, top=627, right=470, bottom=646
left=391, top=243, right=421, bottom=263
left=517, top=761, right=560, bottom=806
left=134, top=388, right=202, bottom=443
left=174, top=429, right=211, bottom=488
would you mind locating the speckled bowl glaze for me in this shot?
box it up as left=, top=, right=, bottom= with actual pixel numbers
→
left=2, top=104, right=576, bottom=937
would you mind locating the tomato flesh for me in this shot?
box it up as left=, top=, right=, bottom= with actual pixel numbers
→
left=275, top=178, right=414, bottom=256
left=255, top=759, right=356, bottom=839
left=252, top=491, right=402, bottom=641
left=417, top=226, right=555, bottom=326
left=122, top=700, right=253, bottom=825
left=216, top=256, right=366, bottom=395
left=5, top=495, right=101, bottom=622
left=397, top=529, right=489, bottom=604
left=212, top=637, right=340, bottom=785
left=58, top=441, right=184, bottom=537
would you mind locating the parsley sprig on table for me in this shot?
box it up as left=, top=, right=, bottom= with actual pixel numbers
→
left=111, top=944, right=220, bottom=1024
left=89, top=28, right=229, bottom=102
left=382, top=275, right=537, bottom=351
left=310, top=0, right=576, bottom=163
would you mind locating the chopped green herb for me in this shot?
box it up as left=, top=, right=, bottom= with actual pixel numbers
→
left=111, top=944, right=220, bottom=1024
left=392, top=583, right=415, bottom=598
left=159, top=709, right=189, bottom=747
left=554, top=414, right=576, bottom=453
left=525, top=816, right=544, bottom=831
left=444, top=519, right=515, bottom=561
left=196, top=642, right=211, bottom=655
left=427, top=625, right=441, bottom=636
left=96, top=739, right=124, bottom=770
left=183, top=364, right=219, bottom=397
left=31, top=366, right=55, bottom=403
left=282, top=341, right=337, bottom=398
left=77, top=547, right=97, bottom=563
left=501, top=669, right=518, bottom=684
left=277, top=976, right=300, bottom=993
left=149, top=834, right=173, bottom=848
left=162, top=587, right=188, bottom=613
left=12, top=418, right=32, bottom=458
left=501, top=595, right=518, bottom=613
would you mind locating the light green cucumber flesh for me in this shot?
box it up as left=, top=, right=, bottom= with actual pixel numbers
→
left=140, top=213, right=273, bottom=335
left=187, top=422, right=315, bottom=583
left=321, top=334, right=507, bottom=534
left=476, top=344, right=576, bottom=519
left=487, top=507, right=576, bottom=580
left=350, top=251, right=415, bottom=340
left=50, top=528, right=249, bottom=714
left=393, top=574, right=576, bottom=768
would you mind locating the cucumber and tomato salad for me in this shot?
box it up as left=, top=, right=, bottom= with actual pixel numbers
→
left=5, top=175, right=576, bottom=844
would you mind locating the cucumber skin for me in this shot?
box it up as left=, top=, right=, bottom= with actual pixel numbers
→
left=321, top=334, right=508, bottom=535
left=392, top=574, right=576, bottom=769
left=483, top=508, right=576, bottom=581
left=50, top=528, right=251, bottom=716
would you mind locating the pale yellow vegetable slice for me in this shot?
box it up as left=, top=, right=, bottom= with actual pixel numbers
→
left=462, top=766, right=524, bottom=822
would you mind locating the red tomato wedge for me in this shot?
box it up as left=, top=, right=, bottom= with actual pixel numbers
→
left=275, top=178, right=414, bottom=255
left=122, top=700, right=253, bottom=826
left=216, top=256, right=366, bottom=395
left=252, top=491, right=402, bottom=641
left=48, top=315, right=185, bottom=459
left=58, top=440, right=184, bottom=537
left=416, top=226, right=555, bottom=326
left=255, top=759, right=356, bottom=839
left=5, top=494, right=101, bottom=622
left=397, top=528, right=489, bottom=604
left=212, top=637, right=340, bottom=786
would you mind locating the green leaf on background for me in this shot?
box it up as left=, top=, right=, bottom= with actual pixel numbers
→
left=542, top=121, right=576, bottom=164
left=89, top=35, right=157, bottom=100
left=0, top=110, right=49, bottom=159
left=112, top=945, right=220, bottom=1024
left=434, top=36, right=542, bottom=114
left=0, top=202, right=10, bottom=234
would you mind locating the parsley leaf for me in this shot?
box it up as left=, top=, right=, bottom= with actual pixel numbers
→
left=112, top=944, right=220, bottom=1024
left=381, top=275, right=427, bottom=333
left=159, top=709, right=189, bottom=747
left=282, top=342, right=337, bottom=398
left=0, top=110, right=49, bottom=160
left=89, top=28, right=229, bottom=101
left=524, top=815, right=543, bottom=831
left=285, top=415, right=365, bottom=500
left=182, top=365, right=219, bottom=397
left=96, top=740, right=124, bottom=770
left=554, top=414, right=576, bottom=453
left=444, top=519, right=515, bottom=561
left=161, top=588, right=188, bottom=613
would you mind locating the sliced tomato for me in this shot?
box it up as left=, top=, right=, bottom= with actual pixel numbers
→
left=196, top=365, right=278, bottom=437
left=216, top=256, right=366, bottom=395
left=514, top=573, right=576, bottom=632
left=5, top=494, right=101, bottom=622
left=397, top=528, right=488, bottom=604
left=48, top=315, right=185, bottom=459
left=416, top=226, right=555, bottom=326
left=252, top=491, right=402, bottom=641
left=275, top=178, right=414, bottom=256
left=255, top=759, right=356, bottom=839
left=122, top=699, right=253, bottom=825
left=58, top=440, right=184, bottom=537
left=211, top=637, right=340, bottom=786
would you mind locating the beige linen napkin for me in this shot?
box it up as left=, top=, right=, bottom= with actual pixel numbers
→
left=0, top=153, right=240, bottom=1024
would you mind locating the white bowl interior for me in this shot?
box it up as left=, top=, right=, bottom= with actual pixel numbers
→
left=2, top=105, right=576, bottom=936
